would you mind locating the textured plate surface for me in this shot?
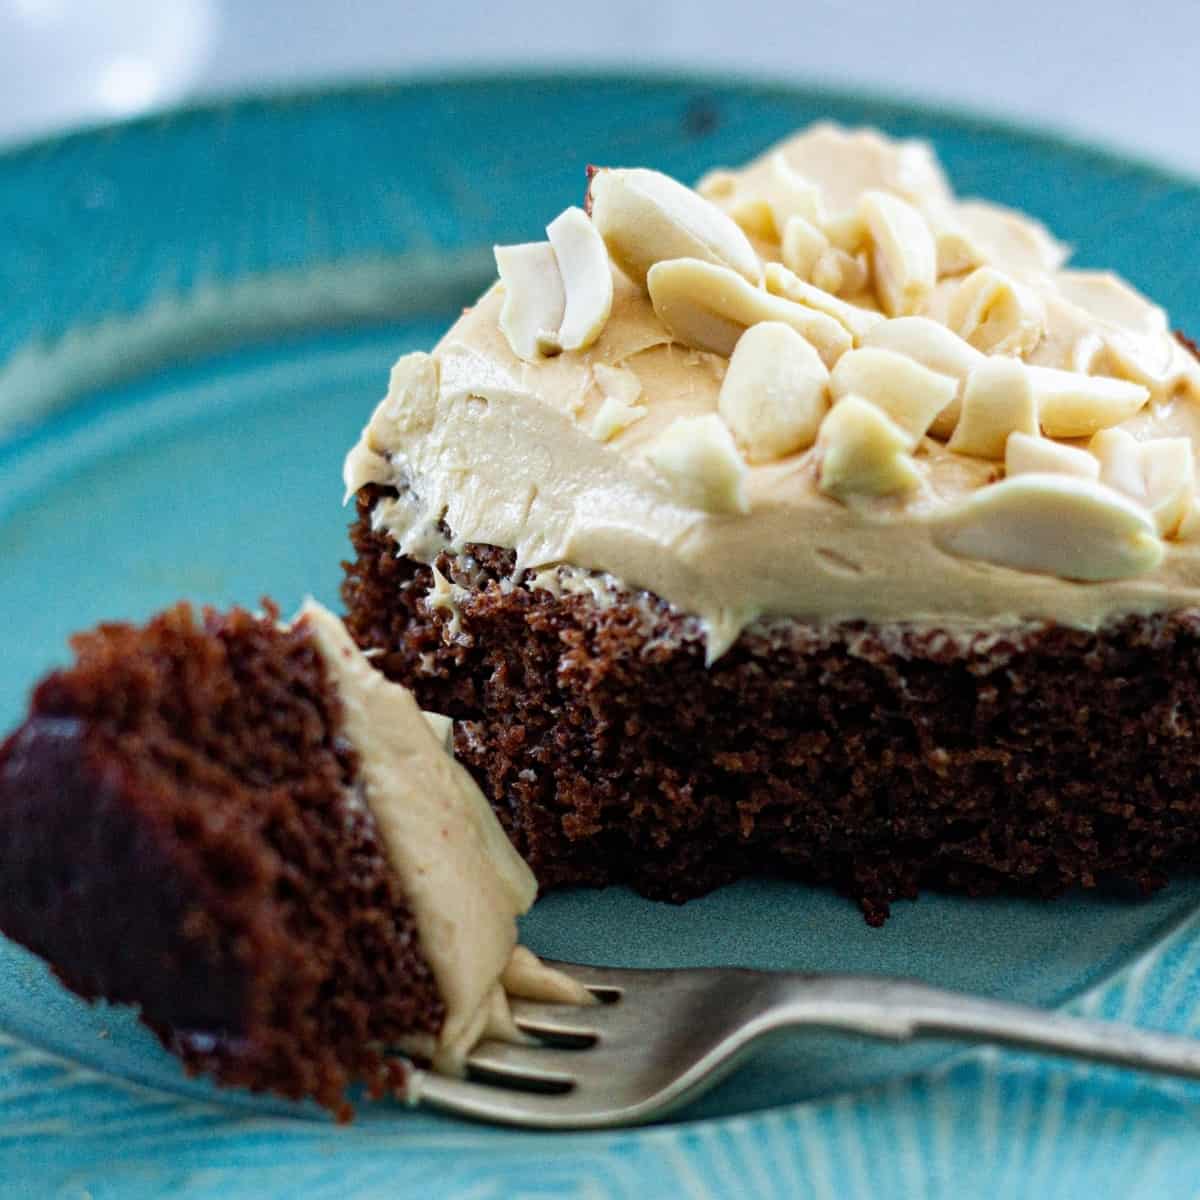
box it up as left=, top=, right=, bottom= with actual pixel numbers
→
left=2, top=75, right=1200, bottom=1198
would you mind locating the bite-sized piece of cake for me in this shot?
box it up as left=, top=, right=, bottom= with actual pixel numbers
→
left=0, top=601, right=586, bottom=1118
left=341, top=122, right=1200, bottom=923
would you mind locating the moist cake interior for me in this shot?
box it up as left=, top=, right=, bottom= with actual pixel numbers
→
left=0, top=604, right=442, bottom=1118
left=344, top=491, right=1200, bottom=925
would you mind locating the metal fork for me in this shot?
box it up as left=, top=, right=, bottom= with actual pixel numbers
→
left=411, top=961, right=1200, bottom=1129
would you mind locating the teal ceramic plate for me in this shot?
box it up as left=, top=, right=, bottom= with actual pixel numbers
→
left=3, top=75, right=1200, bottom=1199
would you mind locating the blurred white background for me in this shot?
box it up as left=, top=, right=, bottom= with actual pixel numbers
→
left=1, top=0, right=1197, bottom=173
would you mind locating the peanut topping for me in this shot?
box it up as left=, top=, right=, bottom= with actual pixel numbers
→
left=925, top=209, right=983, bottom=277
left=494, top=242, right=566, bottom=361
left=1090, top=428, right=1196, bottom=536
left=589, top=364, right=646, bottom=442
left=811, top=246, right=869, bottom=297
left=780, top=215, right=830, bottom=281
left=644, top=413, right=749, bottom=515
left=355, top=123, right=1200, bottom=648
left=1138, top=440, right=1195, bottom=538
left=947, top=357, right=1038, bottom=460
left=829, top=347, right=957, bottom=447
left=646, top=257, right=851, bottom=364
left=593, top=362, right=643, bottom=406
left=860, top=316, right=984, bottom=439
left=1089, top=427, right=1146, bottom=495
left=1029, top=366, right=1150, bottom=438
left=765, top=153, right=825, bottom=233
left=718, top=322, right=829, bottom=462
left=948, top=266, right=1046, bottom=356
left=817, top=396, right=922, bottom=501
left=763, top=263, right=884, bottom=343
left=1004, top=431, right=1100, bottom=481
left=823, top=211, right=867, bottom=254
left=696, top=168, right=778, bottom=239
left=694, top=169, right=738, bottom=201
left=588, top=167, right=761, bottom=290
left=547, top=207, right=614, bottom=353
left=933, top=474, right=1163, bottom=581
left=859, top=190, right=937, bottom=317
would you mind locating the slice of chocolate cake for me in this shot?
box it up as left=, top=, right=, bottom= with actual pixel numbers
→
left=340, top=123, right=1200, bottom=923
left=0, top=600, right=584, bottom=1118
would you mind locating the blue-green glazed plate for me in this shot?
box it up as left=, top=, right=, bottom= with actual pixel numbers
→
left=3, top=74, right=1200, bottom=1199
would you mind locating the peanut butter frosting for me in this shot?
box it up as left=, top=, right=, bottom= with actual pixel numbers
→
left=301, top=601, right=590, bottom=1072
left=345, top=123, right=1200, bottom=660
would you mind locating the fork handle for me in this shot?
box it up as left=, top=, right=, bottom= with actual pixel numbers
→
left=762, top=974, right=1200, bottom=1082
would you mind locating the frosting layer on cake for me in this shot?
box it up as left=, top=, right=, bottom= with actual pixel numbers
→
left=302, top=602, right=588, bottom=1069
left=345, top=124, right=1200, bottom=658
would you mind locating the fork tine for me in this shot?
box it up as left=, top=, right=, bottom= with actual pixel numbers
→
left=412, top=1068, right=658, bottom=1130
left=536, top=959, right=634, bottom=991
left=465, top=1039, right=577, bottom=1087
left=507, top=999, right=600, bottom=1039
left=510, top=997, right=648, bottom=1042
left=412, top=1075, right=609, bottom=1128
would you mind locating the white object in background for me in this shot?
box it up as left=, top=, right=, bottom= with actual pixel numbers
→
left=0, top=0, right=216, bottom=141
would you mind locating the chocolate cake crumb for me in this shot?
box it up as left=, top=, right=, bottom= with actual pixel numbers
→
left=0, top=604, right=443, bottom=1118
left=344, top=486, right=1200, bottom=925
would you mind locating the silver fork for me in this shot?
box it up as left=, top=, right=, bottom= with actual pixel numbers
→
left=411, top=961, right=1200, bottom=1129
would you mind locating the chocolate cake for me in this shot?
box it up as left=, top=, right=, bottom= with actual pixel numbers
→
left=341, top=123, right=1200, bottom=923
left=0, top=601, right=585, bottom=1116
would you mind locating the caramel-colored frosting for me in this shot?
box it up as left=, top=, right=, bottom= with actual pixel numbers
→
left=301, top=602, right=590, bottom=1072
left=345, top=124, right=1200, bottom=660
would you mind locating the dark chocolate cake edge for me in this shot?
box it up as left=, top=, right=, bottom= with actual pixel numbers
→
left=343, top=485, right=1200, bottom=925
left=0, top=603, right=445, bottom=1118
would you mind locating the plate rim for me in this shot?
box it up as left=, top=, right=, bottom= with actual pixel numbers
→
left=2, top=64, right=1198, bottom=193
